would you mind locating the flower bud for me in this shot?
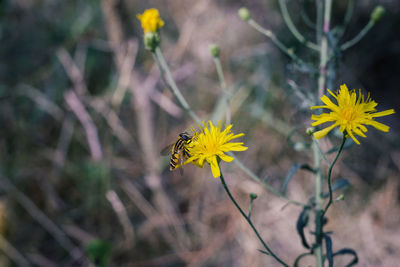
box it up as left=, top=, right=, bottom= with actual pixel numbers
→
left=238, top=7, right=251, bottom=21
left=306, top=127, right=315, bottom=136
left=143, top=32, right=160, bottom=52
left=371, top=5, right=385, bottom=23
left=250, top=193, right=258, bottom=200
left=335, top=194, right=345, bottom=201
left=209, top=43, right=220, bottom=58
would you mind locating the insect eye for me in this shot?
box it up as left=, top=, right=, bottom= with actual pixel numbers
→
left=180, top=133, right=189, bottom=140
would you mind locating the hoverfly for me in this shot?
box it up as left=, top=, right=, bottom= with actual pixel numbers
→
left=161, top=132, right=193, bottom=175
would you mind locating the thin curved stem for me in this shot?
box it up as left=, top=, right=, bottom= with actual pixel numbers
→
left=213, top=57, right=227, bottom=93
left=341, top=20, right=375, bottom=51
left=278, top=0, right=319, bottom=51
left=247, top=19, right=306, bottom=65
left=338, top=0, right=355, bottom=38
left=219, top=170, right=289, bottom=267
left=153, top=47, right=202, bottom=125
left=323, top=134, right=347, bottom=216
left=213, top=57, right=231, bottom=125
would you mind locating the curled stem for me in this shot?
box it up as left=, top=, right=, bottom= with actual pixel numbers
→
left=341, top=20, right=375, bottom=51
left=219, top=170, right=289, bottom=267
left=278, top=0, right=319, bottom=51
left=323, top=134, right=347, bottom=216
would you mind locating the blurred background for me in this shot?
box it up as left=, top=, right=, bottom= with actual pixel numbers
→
left=0, top=0, right=399, bottom=266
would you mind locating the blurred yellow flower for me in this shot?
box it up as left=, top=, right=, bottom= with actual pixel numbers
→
left=185, top=121, right=248, bottom=178
left=136, top=8, right=165, bottom=33
left=311, top=84, right=395, bottom=144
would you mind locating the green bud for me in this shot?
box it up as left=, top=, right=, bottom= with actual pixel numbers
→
left=209, top=43, right=220, bottom=58
left=238, top=7, right=251, bottom=21
left=335, top=194, right=345, bottom=202
left=250, top=193, right=258, bottom=200
left=371, top=5, right=385, bottom=23
left=306, top=127, right=315, bottom=136
left=143, top=32, right=160, bottom=52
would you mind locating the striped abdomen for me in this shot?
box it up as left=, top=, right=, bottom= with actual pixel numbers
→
left=169, top=134, right=191, bottom=170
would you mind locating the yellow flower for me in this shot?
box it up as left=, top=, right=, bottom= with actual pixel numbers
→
left=136, top=8, right=165, bottom=33
left=310, top=84, right=395, bottom=144
left=185, top=121, right=248, bottom=178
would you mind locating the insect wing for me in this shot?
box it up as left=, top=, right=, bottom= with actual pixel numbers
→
left=179, top=164, right=184, bottom=176
left=178, top=149, right=186, bottom=176
left=160, top=143, right=174, bottom=156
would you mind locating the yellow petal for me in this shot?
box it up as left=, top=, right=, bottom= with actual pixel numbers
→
left=207, top=156, right=221, bottom=178
left=327, top=88, right=338, bottom=99
left=367, top=120, right=390, bottom=132
left=310, top=105, right=328, bottom=110
left=347, top=130, right=360, bottom=145
left=313, top=123, right=338, bottom=139
left=221, top=143, right=248, bottom=151
left=311, top=114, right=336, bottom=125
left=218, top=153, right=234, bottom=162
left=320, top=95, right=339, bottom=112
left=371, top=109, right=395, bottom=117
left=191, top=160, right=204, bottom=168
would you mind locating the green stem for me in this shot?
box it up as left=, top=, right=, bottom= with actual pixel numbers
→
left=339, top=0, right=355, bottom=38
left=344, top=0, right=355, bottom=25
left=341, top=20, right=375, bottom=51
left=219, top=171, right=289, bottom=267
left=248, top=198, right=254, bottom=218
left=312, top=141, right=324, bottom=267
left=153, top=47, right=202, bottom=125
left=315, top=0, right=323, bottom=44
left=314, top=2, right=333, bottom=266
left=317, top=0, right=333, bottom=99
left=323, top=134, right=347, bottom=216
left=278, top=0, right=319, bottom=51
left=247, top=19, right=305, bottom=65
left=213, top=57, right=231, bottom=125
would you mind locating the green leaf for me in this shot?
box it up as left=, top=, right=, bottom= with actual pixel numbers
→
left=296, top=207, right=310, bottom=249
left=333, top=248, right=359, bottom=267
left=294, top=252, right=312, bottom=267
left=324, top=234, right=333, bottom=267
left=257, top=249, right=270, bottom=255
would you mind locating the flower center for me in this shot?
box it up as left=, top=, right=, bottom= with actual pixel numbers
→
left=205, top=140, right=219, bottom=154
left=341, top=107, right=356, bottom=122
